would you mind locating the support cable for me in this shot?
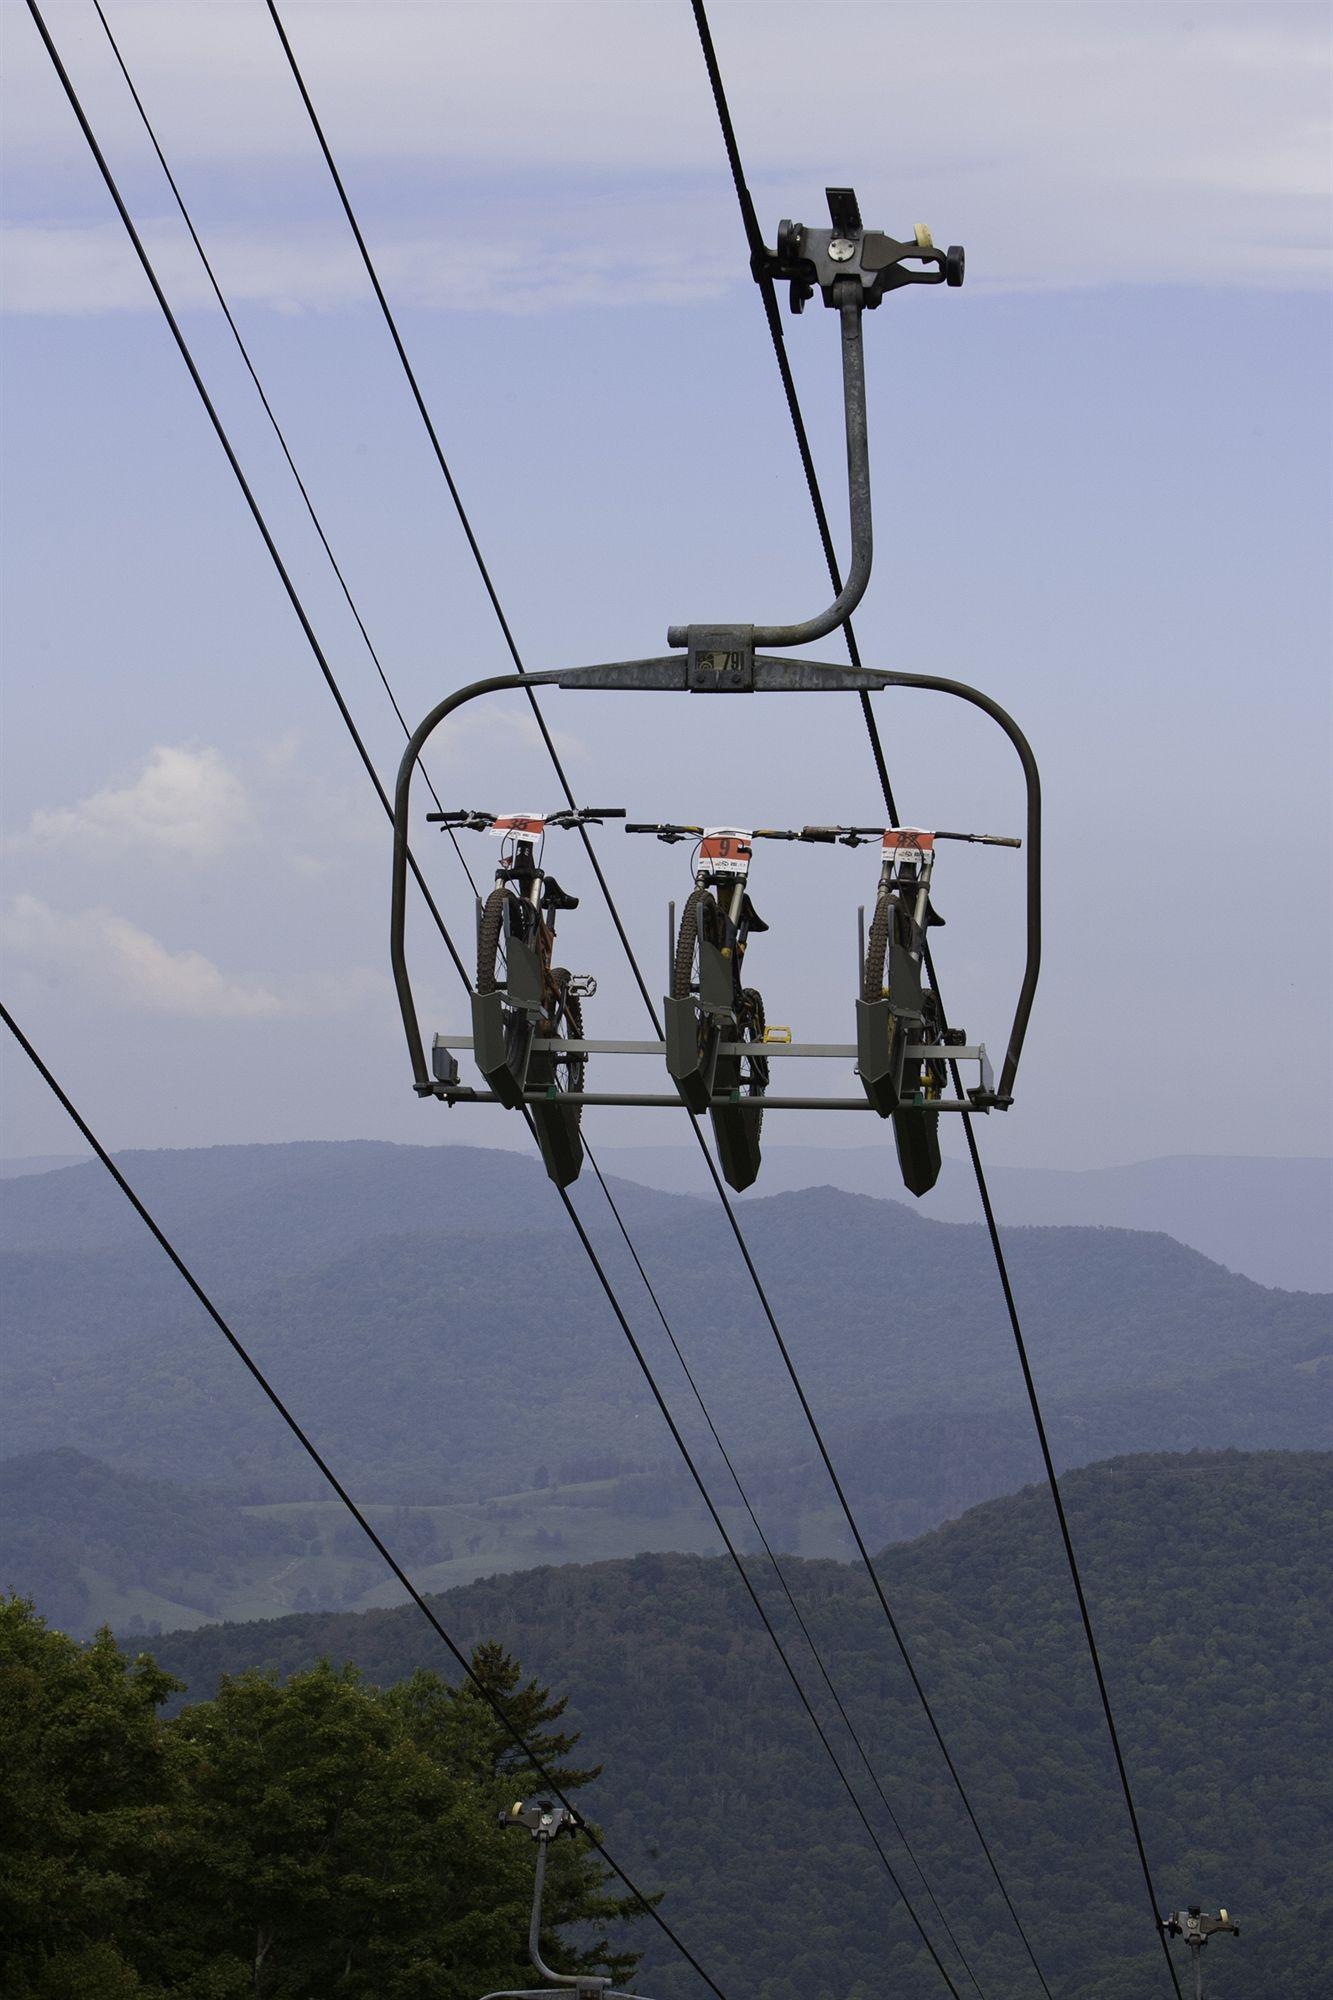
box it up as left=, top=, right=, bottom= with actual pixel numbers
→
left=583, top=1147, right=985, bottom=1996
left=960, top=1107, right=1185, bottom=1996
left=90, top=0, right=480, bottom=901
left=262, top=7, right=1030, bottom=1978
left=697, top=1141, right=1051, bottom=1996
left=0, top=1003, right=726, bottom=2000
left=550, top=1166, right=965, bottom=1997
left=33, top=14, right=971, bottom=1980
left=22, top=0, right=470, bottom=991
left=264, top=0, right=653, bottom=1022
left=688, top=5, right=1184, bottom=1994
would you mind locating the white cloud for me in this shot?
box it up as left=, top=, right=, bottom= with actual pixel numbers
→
left=445, top=706, right=586, bottom=769
left=23, top=744, right=253, bottom=859
left=1, top=895, right=388, bottom=1020
left=2, top=894, right=286, bottom=1018
left=0, top=206, right=740, bottom=318
left=2, top=2, right=1326, bottom=309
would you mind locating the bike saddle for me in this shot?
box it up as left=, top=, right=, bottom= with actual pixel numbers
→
left=541, top=876, right=580, bottom=912
left=926, top=900, right=945, bottom=928
left=741, top=894, right=769, bottom=934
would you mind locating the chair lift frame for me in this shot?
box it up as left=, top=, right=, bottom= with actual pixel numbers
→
left=389, top=198, right=1041, bottom=1191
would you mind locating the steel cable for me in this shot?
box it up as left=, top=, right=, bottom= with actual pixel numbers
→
left=583, top=1146, right=985, bottom=1995
left=0, top=1000, right=726, bottom=1997
left=89, top=0, right=480, bottom=900
left=262, top=5, right=1023, bottom=1981
left=687, top=3, right=1183, bottom=1992
left=33, top=8, right=968, bottom=1980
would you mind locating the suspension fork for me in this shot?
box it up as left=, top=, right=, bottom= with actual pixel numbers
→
left=720, top=877, right=746, bottom=958
left=908, top=852, right=935, bottom=941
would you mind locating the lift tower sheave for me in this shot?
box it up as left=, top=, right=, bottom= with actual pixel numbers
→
left=390, top=189, right=1042, bottom=1196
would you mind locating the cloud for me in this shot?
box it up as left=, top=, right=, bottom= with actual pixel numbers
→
left=1, top=895, right=387, bottom=1021
left=2, top=895, right=286, bottom=1018
left=23, top=745, right=253, bottom=859
left=0, top=206, right=740, bottom=318
left=445, top=706, right=585, bottom=769
left=3, top=3, right=1326, bottom=308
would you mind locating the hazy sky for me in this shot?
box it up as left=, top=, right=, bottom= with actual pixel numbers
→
left=2, top=1, right=1329, bottom=1174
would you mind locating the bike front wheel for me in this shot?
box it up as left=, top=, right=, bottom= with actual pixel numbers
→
left=672, top=888, right=726, bottom=1075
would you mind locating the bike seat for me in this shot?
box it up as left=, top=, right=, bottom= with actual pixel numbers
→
left=926, top=899, right=945, bottom=928
left=542, top=875, right=580, bottom=912
left=741, top=894, right=768, bottom=934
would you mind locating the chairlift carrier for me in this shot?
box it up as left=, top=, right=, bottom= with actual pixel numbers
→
left=390, top=190, right=1040, bottom=1196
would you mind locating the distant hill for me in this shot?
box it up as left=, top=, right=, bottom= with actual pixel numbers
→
left=148, top=1450, right=1333, bottom=2000
left=3, top=1143, right=1328, bottom=1629
left=0, top=1152, right=87, bottom=1179
left=603, top=1144, right=1333, bottom=1291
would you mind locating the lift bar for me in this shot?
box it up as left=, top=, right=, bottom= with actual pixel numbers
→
left=391, top=658, right=1039, bottom=1104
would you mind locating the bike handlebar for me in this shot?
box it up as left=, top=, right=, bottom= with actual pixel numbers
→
left=798, top=825, right=1020, bottom=848
left=426, top=808, right=626, bottom=831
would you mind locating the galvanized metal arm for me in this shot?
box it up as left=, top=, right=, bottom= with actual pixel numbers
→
left=391, top=658, right=1039, bottom=1105
left=477, top=1820, right=654, bottom=2000
left=666, top=284, right=871, bottom=651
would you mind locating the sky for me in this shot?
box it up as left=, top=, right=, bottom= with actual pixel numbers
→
left=2, top=0, right=1329, bottom=1176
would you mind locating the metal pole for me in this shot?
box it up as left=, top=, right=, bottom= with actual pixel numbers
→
left=667, top=286, right=871, bottom=650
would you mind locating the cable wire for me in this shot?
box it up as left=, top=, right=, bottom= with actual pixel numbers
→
left=263, top=0, right=656, bottom=1030
left=687, top=5, right=1184, bottom=1993
left=22, top=0, right=470, bottom=994
left=0, top=1002, right=726, bottom=1997
left=36, top=12, right=971, bottom=1980
left=583, top=1147, right=985, bottom=1995
left=89, top=0, right=480, bottom=901
left=262, top=6, right=1028, bottom=1979
left=550, top=1166, right=965, bottom=1996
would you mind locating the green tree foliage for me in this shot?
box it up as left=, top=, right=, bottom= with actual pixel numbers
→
left=461, top=1640, right=602, bottom=1791
left=0, top=1603, right=645, bottom=1998
left=0, top=1598, right=181, bottom=1996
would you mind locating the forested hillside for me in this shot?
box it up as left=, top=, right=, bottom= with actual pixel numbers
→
left=4, top=1144, right=1328, bottom=1631
left=149, top=1450, right=1332, bottom=2000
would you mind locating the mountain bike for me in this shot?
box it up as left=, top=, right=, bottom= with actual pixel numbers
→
left=799, top=822, right=1019, bottom=1189
left=429, top=807, right=622, bottom=1181
left=627, top=822, right=813, bottom=1187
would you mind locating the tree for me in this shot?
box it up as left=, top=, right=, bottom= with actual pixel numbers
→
left=459, top=1639, right=602, bottom=1790
left=0, top=1602, right=649, bottom=1998
left=0, top=1594, right=180, bottom=1997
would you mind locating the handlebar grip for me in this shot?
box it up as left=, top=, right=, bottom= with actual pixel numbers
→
left=934, top=830, right=1022, bottom=847
left=579, top=808, right=626, bottom=819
